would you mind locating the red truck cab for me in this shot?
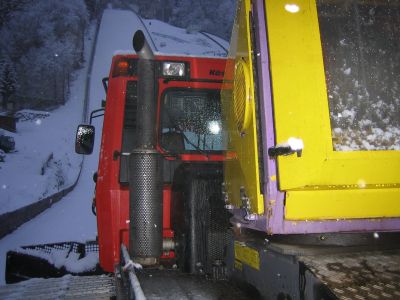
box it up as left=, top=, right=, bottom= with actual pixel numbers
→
left=95, top=53, right=226, bottom=272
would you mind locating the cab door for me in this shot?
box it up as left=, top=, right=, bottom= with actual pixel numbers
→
left=266, top=0, right=400, bottom=220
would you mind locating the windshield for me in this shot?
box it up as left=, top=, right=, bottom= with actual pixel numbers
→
left=160, top=89, right=225, bottom=153
left=317, top=0, right=400, bottom=151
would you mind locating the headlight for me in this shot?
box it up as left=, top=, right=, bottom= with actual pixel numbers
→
left=162, top=62, right=185, bottom=77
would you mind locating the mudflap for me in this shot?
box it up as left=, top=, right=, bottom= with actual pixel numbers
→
left=6, top=241, right=105, bottom=284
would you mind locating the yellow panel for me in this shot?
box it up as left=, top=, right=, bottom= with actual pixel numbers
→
left=222, top=0, right=264, bottom=214
left=265, top=0, right=400, bottom=219
left=265, top=0, right=400, bottom=188
left=234, top=241, right=260, bottom=270
left=265, top=0, right=332, bottom=190
left=286, top=187, right=400, bottom=220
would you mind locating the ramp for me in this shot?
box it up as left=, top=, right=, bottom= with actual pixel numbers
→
left=227, top=237, right=400, bottom=299
left=300, top=250, right=400, bottom=299
left=137, top=269, right=255, bottom=300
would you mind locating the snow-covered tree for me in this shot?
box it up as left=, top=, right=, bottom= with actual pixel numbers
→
left=169, top=0, right=236, bottom=40
left=0, top=57, right=18, bottom=110
left=0, top=0, right=89, bottom=108
left=84, top=0, right=101, bottom=19
left=135, top=0, right=173, bottom=22
left=132, top=0, right=236, bottom=41
left=0, top=0, right=27, bottom=28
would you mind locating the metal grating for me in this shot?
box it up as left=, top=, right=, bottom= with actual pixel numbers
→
left=129, top=151, right=163, bottom=258
left=233, top=60, right=250, bottom=133
left=0, top=275, right=115, bottom=300
left=17, top=241, right=98, bottom=257
left=300, top=249, right=400, bottom=299
left=120, top=80, right=138, bottom=184
left=123, top=80, right=138, bottom=130
left=189, top=176, right=230, bottom=276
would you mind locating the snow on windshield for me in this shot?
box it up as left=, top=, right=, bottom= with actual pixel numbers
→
left=317, top=0, right=400, bottom=151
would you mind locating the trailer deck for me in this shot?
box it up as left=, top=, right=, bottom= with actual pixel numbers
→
left=300, top=249, right=400, bottom=299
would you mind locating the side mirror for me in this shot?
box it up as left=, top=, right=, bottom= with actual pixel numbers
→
left=75, top=124, right=95, bottom=155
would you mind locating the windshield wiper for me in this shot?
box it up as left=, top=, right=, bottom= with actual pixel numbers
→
left=171, top=126, right=210, bottom=156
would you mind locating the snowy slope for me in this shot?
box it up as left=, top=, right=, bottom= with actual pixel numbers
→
left=0, top=110, right=83, bottom=214
left=145, top=19, right=228, bottom=56
left=0, top=8, right=228, bottom=285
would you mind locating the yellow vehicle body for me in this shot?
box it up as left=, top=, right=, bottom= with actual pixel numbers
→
left=222, top=0, right=264, bottom=215
left=223, top=0, right=400, bottom=221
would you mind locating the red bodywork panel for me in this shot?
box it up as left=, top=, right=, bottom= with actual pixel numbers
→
left=95, top=54, right=226, bottom=272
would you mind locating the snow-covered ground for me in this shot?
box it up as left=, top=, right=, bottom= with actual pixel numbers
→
left=0, top=108, right=84, bottom=215
left=0, top=8, right=228, bottom=285
left=145, top=19, right=228, bottom=56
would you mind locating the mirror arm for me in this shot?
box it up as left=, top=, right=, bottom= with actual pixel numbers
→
left=90, top=108, right=105, bottom=124
left=102, top=77, right=109, bottom=93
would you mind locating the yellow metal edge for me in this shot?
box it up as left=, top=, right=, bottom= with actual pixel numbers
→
left=240, top=0, right=264, bottom=214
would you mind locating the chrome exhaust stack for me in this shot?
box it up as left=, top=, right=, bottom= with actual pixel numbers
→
left=129, top=30, right=163, bottom=266
left=133, top=30, right=154, bottom=60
